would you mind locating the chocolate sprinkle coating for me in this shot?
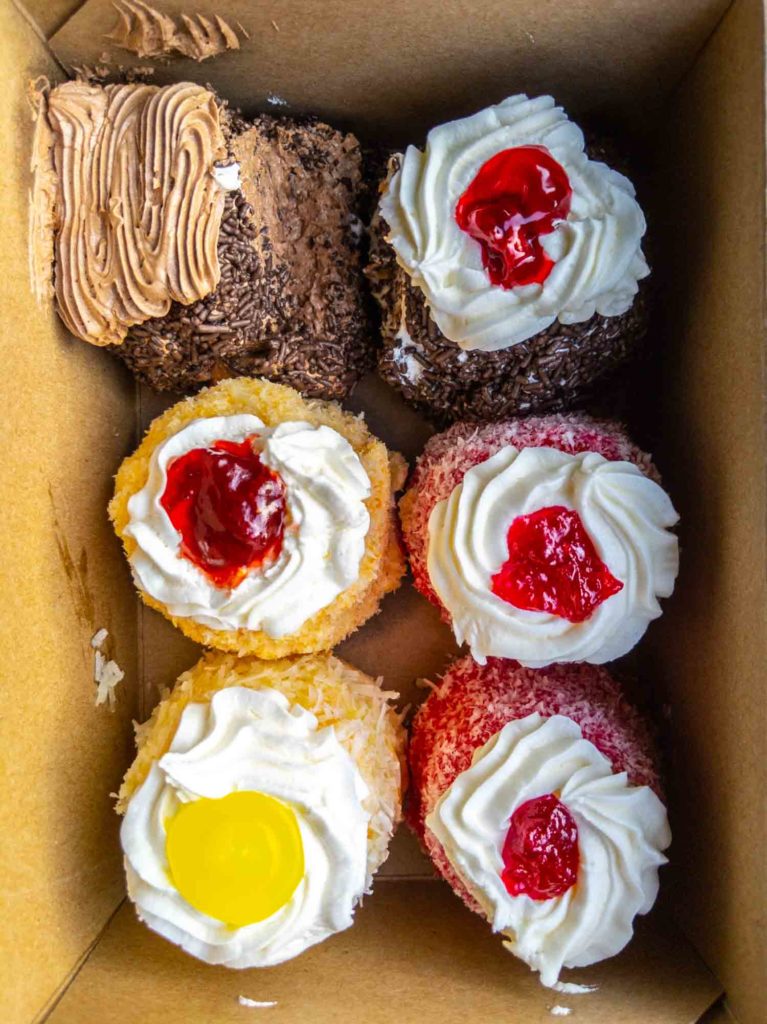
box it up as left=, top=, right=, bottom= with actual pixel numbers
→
left=114, top=190, right=262, bottom=391
left=114, top=112, right=372, bottom=399
left=366, top=174, right=648, bottom=426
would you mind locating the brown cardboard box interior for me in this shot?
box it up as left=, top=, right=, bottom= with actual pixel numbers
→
left=642, top=2, right=767, bottom=1022
left=2, top=0, right=765, bottom=1021
left=1, top=4, right=139, bottom=1022
left=46, top=890, right=721, bottom=1024
left=16, top=0, right=85, bottom=40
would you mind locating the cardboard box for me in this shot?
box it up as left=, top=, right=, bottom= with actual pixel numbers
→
left=1, top=0, right=765, bottom=1020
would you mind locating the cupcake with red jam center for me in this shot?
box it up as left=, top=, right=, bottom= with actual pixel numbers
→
left=110, top=378, right=405, bottom=657
left=409, top=656, right=671, bottom=987
left=367, top=94, right=649, bottom=423
left=400, top=413, right=679, bottom=667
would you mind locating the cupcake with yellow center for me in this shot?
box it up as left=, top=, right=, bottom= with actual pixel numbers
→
left=117, top=651, right=406, bottom=967
left=109, top=377, right=406, bottom=657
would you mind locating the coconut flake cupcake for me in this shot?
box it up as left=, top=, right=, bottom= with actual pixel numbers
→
left=118, top=651, right=406, bottom=967
left=109, top=377, right=405, bottom=657
left=367, top=94, right=649, bottom=423
left=408, top=655, right=670, bottom=986
left=400, top=413, right=679, bottom=667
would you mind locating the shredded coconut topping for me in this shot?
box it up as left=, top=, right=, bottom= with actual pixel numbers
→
left=91, top=627, right=109, bottom=649
left=238, top=996, right=278, bottom=1009
left=92, top=628, right=124, bottom=710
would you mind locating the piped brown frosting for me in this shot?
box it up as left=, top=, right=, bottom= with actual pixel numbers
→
left=28, top=78, right=57, bottom=306
left=115, top=114, right=372, bottom=399
left=45, top=81, right=227, bottom=346
left=106, top=1, right=243, bottom=62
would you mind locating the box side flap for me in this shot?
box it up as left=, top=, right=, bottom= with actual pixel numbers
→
left=47, top=883, right=721, bottom=1024
left=701, top=1004, right=739, bottom=1024
left=49, top=0, right=728, bottom=142
left=16, top=0, right=87, bottom=40
left=649, top=0, right=767, bottom=1022
left=0, top=6, right=140, bottom=1022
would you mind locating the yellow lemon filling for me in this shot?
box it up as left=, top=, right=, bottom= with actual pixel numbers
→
left=165, top=791, right=305, bottom=927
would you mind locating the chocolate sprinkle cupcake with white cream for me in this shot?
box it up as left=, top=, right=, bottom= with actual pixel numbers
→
left=367, top=94, right=650, bottom=423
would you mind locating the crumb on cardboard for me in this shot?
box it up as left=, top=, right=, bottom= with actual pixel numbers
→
left=69, top=63, right=111, bottom=82
left=238, top=996, right=278, bottom=1008
left=92, top=629, right=124, bottom=710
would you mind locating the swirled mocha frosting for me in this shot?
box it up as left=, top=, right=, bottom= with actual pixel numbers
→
left=44, top=81, right=227, bottom=347
left=106, top=0, right=243, bottom=62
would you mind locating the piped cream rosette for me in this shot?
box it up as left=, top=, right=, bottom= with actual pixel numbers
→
left=380, top=93, right=649, bottom=352
left=109, top=377, right=406, bottom=658
left=427, top=445, right=679, bottom=666
left=118, top=651, right=406, bottom=967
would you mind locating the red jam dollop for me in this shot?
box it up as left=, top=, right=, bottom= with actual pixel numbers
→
left=491, top=505, right=623, bottom=623
left=161, top=437, right=287, bottom=590
left=501, top=794, right=579, bottom=900
left=455, top=145, right=572, bottom=289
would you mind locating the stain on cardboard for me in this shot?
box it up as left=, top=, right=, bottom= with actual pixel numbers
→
left=48, top=483, right=96, bottom=633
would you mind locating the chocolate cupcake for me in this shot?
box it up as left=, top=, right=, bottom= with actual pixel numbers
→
left=367, top=94, right=649, bottom=423
left=37, top=81, right=370, bottom=399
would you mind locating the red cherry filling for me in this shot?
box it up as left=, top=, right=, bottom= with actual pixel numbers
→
left=161, top=437, right=287, bottom=589
left=491, top=505, right=623, bottom=623
left=501, top=794, right=579, bottom=900
left=455, top=145, right=572, bottom=289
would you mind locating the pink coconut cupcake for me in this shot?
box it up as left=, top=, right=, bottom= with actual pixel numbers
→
left=408, top=655, right=671, bottom=987
left=400, top=413, right=679, bottom=667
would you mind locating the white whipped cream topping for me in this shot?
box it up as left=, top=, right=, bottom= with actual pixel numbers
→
left=121, top=686, right=371, bottom=967
left=391, top=294, right=424, bottom=383
left=380, top=94, right=649, bottom=352
left=427, top=446, right=679, bottom=667
left=426, top=713, right=670, bottom=986
left=125, top=415, right=371, bottom=635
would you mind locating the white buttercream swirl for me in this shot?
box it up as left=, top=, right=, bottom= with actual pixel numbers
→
left=121, top=686, right=371, bottom=967
left=380, top=93, right=649, bottom=352
left=426, top=713, right=670, bottom=986
left=427, top=446, right=679, bottom=667
left=125, top=415, right=371, bottom=635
